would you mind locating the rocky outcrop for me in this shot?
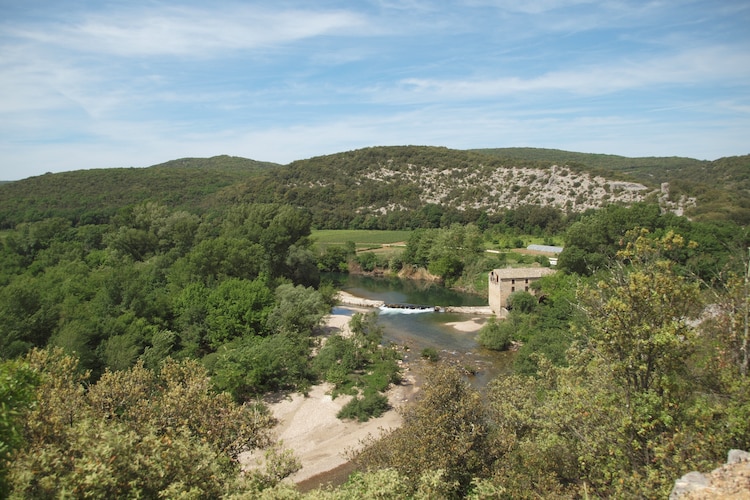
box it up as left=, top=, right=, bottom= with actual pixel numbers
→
left=670, top=450, right=750, bottom=499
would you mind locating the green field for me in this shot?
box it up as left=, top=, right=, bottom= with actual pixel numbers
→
left=311, top=229, right=411, bottom=247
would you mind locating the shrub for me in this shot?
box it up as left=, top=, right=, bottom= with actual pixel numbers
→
left=507, top=291, right=537, bottom=314
left=421, top=347, right=440, bottom=362
left=477, top=317, right=513, bottom=351
left=337, top=390, right=389, bottom=422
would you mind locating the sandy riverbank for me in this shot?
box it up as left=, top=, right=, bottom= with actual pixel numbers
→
left=240, top=298, right=487, bottom=486
left=445, top=316, right=488, bottom=332
left=239, top=309, right=417, bottom=485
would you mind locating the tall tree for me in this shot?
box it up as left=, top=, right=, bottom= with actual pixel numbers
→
left=577, top=229, right=702, bottom=399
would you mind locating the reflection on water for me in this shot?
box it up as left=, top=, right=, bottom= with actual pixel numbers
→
left=326, top=273, right=488, bottom=307
left=327, top=273, right=516, bottom=387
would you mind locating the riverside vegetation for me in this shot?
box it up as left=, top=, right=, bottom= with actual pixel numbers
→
left=1, top=146, right=749, bottom=498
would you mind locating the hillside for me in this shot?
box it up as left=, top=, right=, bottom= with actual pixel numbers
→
left=474, top=148, right=750, bottom=224
left=1, top=146, right=747, bottom=228
left=0, top=155, right=278, bottom=227
left=230, top=146, right=684, bottom=226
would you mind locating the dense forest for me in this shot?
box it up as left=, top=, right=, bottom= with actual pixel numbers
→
left=1, top=146, right=749, bottom=497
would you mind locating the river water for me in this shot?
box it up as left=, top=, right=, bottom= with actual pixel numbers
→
left=295, top=274, right=515, bottom=492
left=293, top=274, right=516, bottom=492
left=325, top=273, right=516, bottom=387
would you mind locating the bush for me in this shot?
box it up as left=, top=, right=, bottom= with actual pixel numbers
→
left=421, top=347, right=440, bottom=362
left=477, top=317, right=513, bottom=351
left=337, top=390, right=389, bottom=422
left=507, top=291, right=537, bottom=314
left=356, top=252, right=378, bottom=272
left=364, top=359, right=400, bottom=392
left=514, top=328, right=571, bottom=375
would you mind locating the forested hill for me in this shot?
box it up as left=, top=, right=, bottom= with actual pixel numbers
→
left=0, top=155, right=278, bottom=227
left=1, top=146, right=748, bottom=228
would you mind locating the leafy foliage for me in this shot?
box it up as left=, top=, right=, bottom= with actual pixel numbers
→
left=314, top=313, right=401, bottom=422
left=578, top=230, right=702, bottom=396
left=558, top=202, right=749, bottom=279
left=476, top=317, right=513, bottom=351
left=209, top=333, right=314, bottom=401
left=337, top=389, right=390, bottom=422
left=0, top=202, right=324, bottom=393
left=354, top=364, right=493, bottom=498
left=7, top=348, right=279, bottom=498
left=0, top=360, right=38, bottom=497
left=0, top=156, right=277, bottom=228
left=402, top=224, right=484, bottom=285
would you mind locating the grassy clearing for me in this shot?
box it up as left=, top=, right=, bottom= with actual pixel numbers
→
left=311, top=229, right=411, bottom=247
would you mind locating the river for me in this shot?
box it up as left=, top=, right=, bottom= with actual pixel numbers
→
left=294, top=274, right=516, bottom=492
left=325, top=273, right=517, bottom=388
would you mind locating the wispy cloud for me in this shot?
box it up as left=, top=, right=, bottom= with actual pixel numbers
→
left=467, top=0, right=599, bottom=15
left=394, top=45, right=750, bottom=100
left=7, top=5, right=368, bottom=58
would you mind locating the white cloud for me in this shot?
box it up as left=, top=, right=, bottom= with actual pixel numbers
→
left=467, top=0, right=598, bottom=15
left=7, top=5, right=368, bottom=58
left=392, top=45, right=750, bottom=101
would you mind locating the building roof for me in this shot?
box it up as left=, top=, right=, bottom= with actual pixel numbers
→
left=527, top=244, right=564, bottom=254
left=490, top=267, right=556, bottom=279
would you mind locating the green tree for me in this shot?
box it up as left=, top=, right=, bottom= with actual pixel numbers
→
left=705, top=267, right=750, bottom=378
left=205, top=277, right=274, bottom=348
left=476, top=317, right=513, bottom=351
left=318, top=244, right=354, bottom=272
left=7, top=349, right=279, bottom=498
left=355, top=364, right=493, bottom=498
left=559, top=203, right=663, bottom=275
left=88, top=358, right=275, bottom=458
left=0, top=274, right=59, bottom=358
left=577, top=230, right=702, bottom=398
left=507, top=290, right=537, bottom=313
left=211, top=333, right=314, bottom=400
left=402, top=229, right=436, bottom=268
left=0, top=360, right=38, bottom=497
left=266, top=284, right=328, bottom=336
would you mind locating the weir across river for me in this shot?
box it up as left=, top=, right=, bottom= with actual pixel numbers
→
left=336, top=291, right=494, bottom=316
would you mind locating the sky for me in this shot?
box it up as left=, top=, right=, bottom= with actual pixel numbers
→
left=1, top=1, right=749, bottom=181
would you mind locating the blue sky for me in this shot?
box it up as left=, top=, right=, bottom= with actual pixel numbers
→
left=1, top=0, right=749, bottom=180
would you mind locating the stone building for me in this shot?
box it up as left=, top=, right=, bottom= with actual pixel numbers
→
left=488, top=267, right=556, bottom=316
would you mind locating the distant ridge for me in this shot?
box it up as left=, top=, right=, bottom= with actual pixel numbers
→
left=1, top=146, right=747, bottom=228
left=470, top=147, right=706, bottom=184
left=0, top=155, right=278, bottom=226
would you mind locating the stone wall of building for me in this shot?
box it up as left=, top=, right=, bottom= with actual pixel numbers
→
left=488, top=267, right=556, bottom=316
